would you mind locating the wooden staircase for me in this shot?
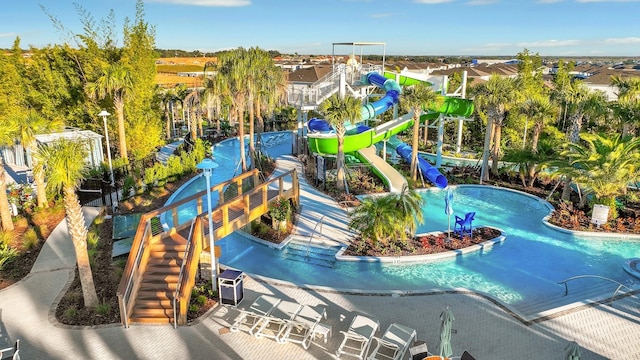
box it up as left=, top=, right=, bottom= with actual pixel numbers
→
left=117, top=168, right=299, bottom=327
left=129, top=231, right=187, bottom=324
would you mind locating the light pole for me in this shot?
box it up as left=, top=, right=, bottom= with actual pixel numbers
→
left=99, top=110, right=116, bottom=210
left=196, top=158, right=219, bottom=289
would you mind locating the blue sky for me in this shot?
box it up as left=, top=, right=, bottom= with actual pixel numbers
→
left=1, top=0, right=639, bottom=56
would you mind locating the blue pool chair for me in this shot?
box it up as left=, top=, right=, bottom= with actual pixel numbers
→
left=454, top=212, right=475, bottom=237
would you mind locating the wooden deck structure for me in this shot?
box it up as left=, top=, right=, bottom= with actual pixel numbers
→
left=116, top=168, right=299, bottom=327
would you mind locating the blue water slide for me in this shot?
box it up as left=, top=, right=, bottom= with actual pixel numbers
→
left=387, top=136, right=448, bottom=189
left=360, top=72, right=401, bottom=120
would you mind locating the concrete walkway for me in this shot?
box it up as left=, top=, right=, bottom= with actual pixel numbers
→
left=1, top=159, right=640, bottom=359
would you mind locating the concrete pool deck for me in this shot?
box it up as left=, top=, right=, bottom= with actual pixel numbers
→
left=1, top=156, right=640, bottom=359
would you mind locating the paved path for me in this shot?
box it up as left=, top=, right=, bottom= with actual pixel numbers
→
left=1, top=159, right=640, bottom=359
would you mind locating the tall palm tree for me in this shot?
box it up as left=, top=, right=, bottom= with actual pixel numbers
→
left=86, top=63, right=133, bottom=162
left=611, top=75, right=640, bottom=137
left=553, top=133, right=640, bottom=219
left=0, top=124, right=17, bottom=231
left=38, top=139, right=98, bottom=307
left=349, top=195, right=396, bottom=246
left=319, top=93, right=362, bottom=191
left=565, top=81, right=608, bottom=144
left=519, top=95, right=558, bottom=152
left=400, top=83, right=439, bottom=181
left=471, top=75, right=518, bottom=181
left=13, top=110, right=64, bottom=208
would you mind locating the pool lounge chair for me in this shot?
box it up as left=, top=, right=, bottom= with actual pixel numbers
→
left=229, top=294, right=281, bottom=334
left=454, top=212, right=475, bottom=237
left=336, top=314, right=380, bottom=359
left=278, top=304, right=327, bottom=349
left=367, top=323, right=417, bottom=360
left=253, top=299, right=303, bottom=341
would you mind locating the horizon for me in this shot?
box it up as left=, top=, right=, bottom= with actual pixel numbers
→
left=1, top=0, right=640, bottom=57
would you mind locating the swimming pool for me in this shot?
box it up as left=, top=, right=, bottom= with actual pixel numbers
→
left=168, top=132, right=640, bottom=318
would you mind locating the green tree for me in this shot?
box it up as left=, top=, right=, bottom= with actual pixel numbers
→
left=13, top=110, right=64, bottom=208
left=401, top=83, right=440, bottom=181
left=471, top=75, right=518, bottom=181
left=519, top=95, right=558, bottom=152
left=610, top=75, right=640, bottom=137
left=319, top=93, right=362, bottom=191
left=551, top=60, right=575, bottom=131
left=38, top=139, right=98, bottom=307
left=86, top=63, right=133, bottom=162
left=553, top=133, right=640, bottom=218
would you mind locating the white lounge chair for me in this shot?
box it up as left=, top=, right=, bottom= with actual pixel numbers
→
left=336, top=314, right=380, bottom=359
left=368, top=323, right=417, bottom=360
left=0, top=339, right=19, bottom=360
left=279, top=304, right=327, bottom=349
left=229, top=294, right=281, bottom=334
left=253, top=299, right=302, bottom=340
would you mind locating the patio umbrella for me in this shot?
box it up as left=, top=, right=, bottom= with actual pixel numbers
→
left=445, top=187, right=454, bottom=238
left=564, top=341, right=582, bottom=360
left=438, top=307, right=455, bottom=358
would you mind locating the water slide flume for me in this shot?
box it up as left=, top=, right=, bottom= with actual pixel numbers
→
left=307, top=72, right=472, bottom=190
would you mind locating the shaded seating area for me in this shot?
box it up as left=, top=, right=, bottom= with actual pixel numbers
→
left=336, top=314, right=380, bottom=359
left=367, top=323, right=417, bottom=360
left=253, top=299, right=302, bottom=341
left=454, top=212, right=475, bottom=237
left=229, top=294, right=281, bottom=335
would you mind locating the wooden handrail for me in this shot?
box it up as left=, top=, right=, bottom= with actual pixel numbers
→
left=174, top=217, right=203, bottom=327
left=116, top=168, right=298, bottom=327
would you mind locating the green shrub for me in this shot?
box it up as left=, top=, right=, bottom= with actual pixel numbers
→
left=86, top=230, right=100, bottom=249
left=0, top=231, right=11, bottom=246
left=0, top=243, right=18, bottom=270
left=63, top=306, right=78, bottom=320
left=196, top=294, right=207, bottom=305
left=22, top=227, right=39, bottom=250
left=122, top=175, right=136, bottom=198
left=95, top=300, right=111, bottom=315
left=166, top=155, right=184, bottom=179
left=189, top=304, right=200, bottom=312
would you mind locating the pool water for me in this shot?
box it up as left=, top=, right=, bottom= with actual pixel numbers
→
left=168, top=131, right=640, bottom=316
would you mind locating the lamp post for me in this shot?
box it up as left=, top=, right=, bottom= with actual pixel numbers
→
left=99, top=110, right=116, bottom=210
left=196, top=158, right=219, bottom=289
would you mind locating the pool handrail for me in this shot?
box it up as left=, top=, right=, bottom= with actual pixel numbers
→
left=557, top=274, right=635, bottom=302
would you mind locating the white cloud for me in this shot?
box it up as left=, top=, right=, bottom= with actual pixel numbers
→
left=517, top=39, right=582, bottom=47
left=0, top=32, right=18, bottom=38
left=144, top=0, right=251, bottom=6
left=413, top=0, right=455, bottom=4
left=601, top=37, right=640, bottom=44
left=576, top=0, right=640, bottom=2
left=465, top=0, right=498, bottom=4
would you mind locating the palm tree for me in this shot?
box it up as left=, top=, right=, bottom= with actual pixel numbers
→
left=611, top=75, right=640, bottom=137
left=349, top=195, right=397, bottom=246
left=400, top=83, right=440, bottom=181
left=471, top=75, right=518, bottom=181
left=552, top=133, right=640, bottom=219
left=565, top=81, right=608, bottom=144
left=389, top=185, right=425, bottom=241
left=87, top=63, right=133, bottom=162
left=0, top=124, right=18, bottom=231
left=38, top=139, right=99, bottom=307
left=519, top=95, right=558, bottom=152
left=13, top=110, right=64, bottom=208
left=319, top=93, right=362, bottom=191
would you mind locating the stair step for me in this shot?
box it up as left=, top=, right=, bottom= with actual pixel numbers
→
left=134, top=299, right=173, bottom=308
left=150, top=244, right=188, bottom=252
left=129, top=316, right=173, bottom=324
left=131, top=306, right=175, bottom=317
left=142, top=273, right=180, bottom=282
left=137, top=289, right=175, bottom=300
left=146, top=258, right=183, bottom=267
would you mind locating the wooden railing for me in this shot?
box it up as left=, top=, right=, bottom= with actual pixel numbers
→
left=116, top=168, right=298, bottom=327
left=173, top=217, right=203, bottom=327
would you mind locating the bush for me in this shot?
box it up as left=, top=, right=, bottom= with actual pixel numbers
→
left=22, top=227, right=39, bottom=250
left=95, top=300, right=111, bottom=315
left=0, top=243, right=18, bottom=270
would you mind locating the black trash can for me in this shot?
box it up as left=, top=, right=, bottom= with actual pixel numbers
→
left=218, top=269, right=244, bottom=306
